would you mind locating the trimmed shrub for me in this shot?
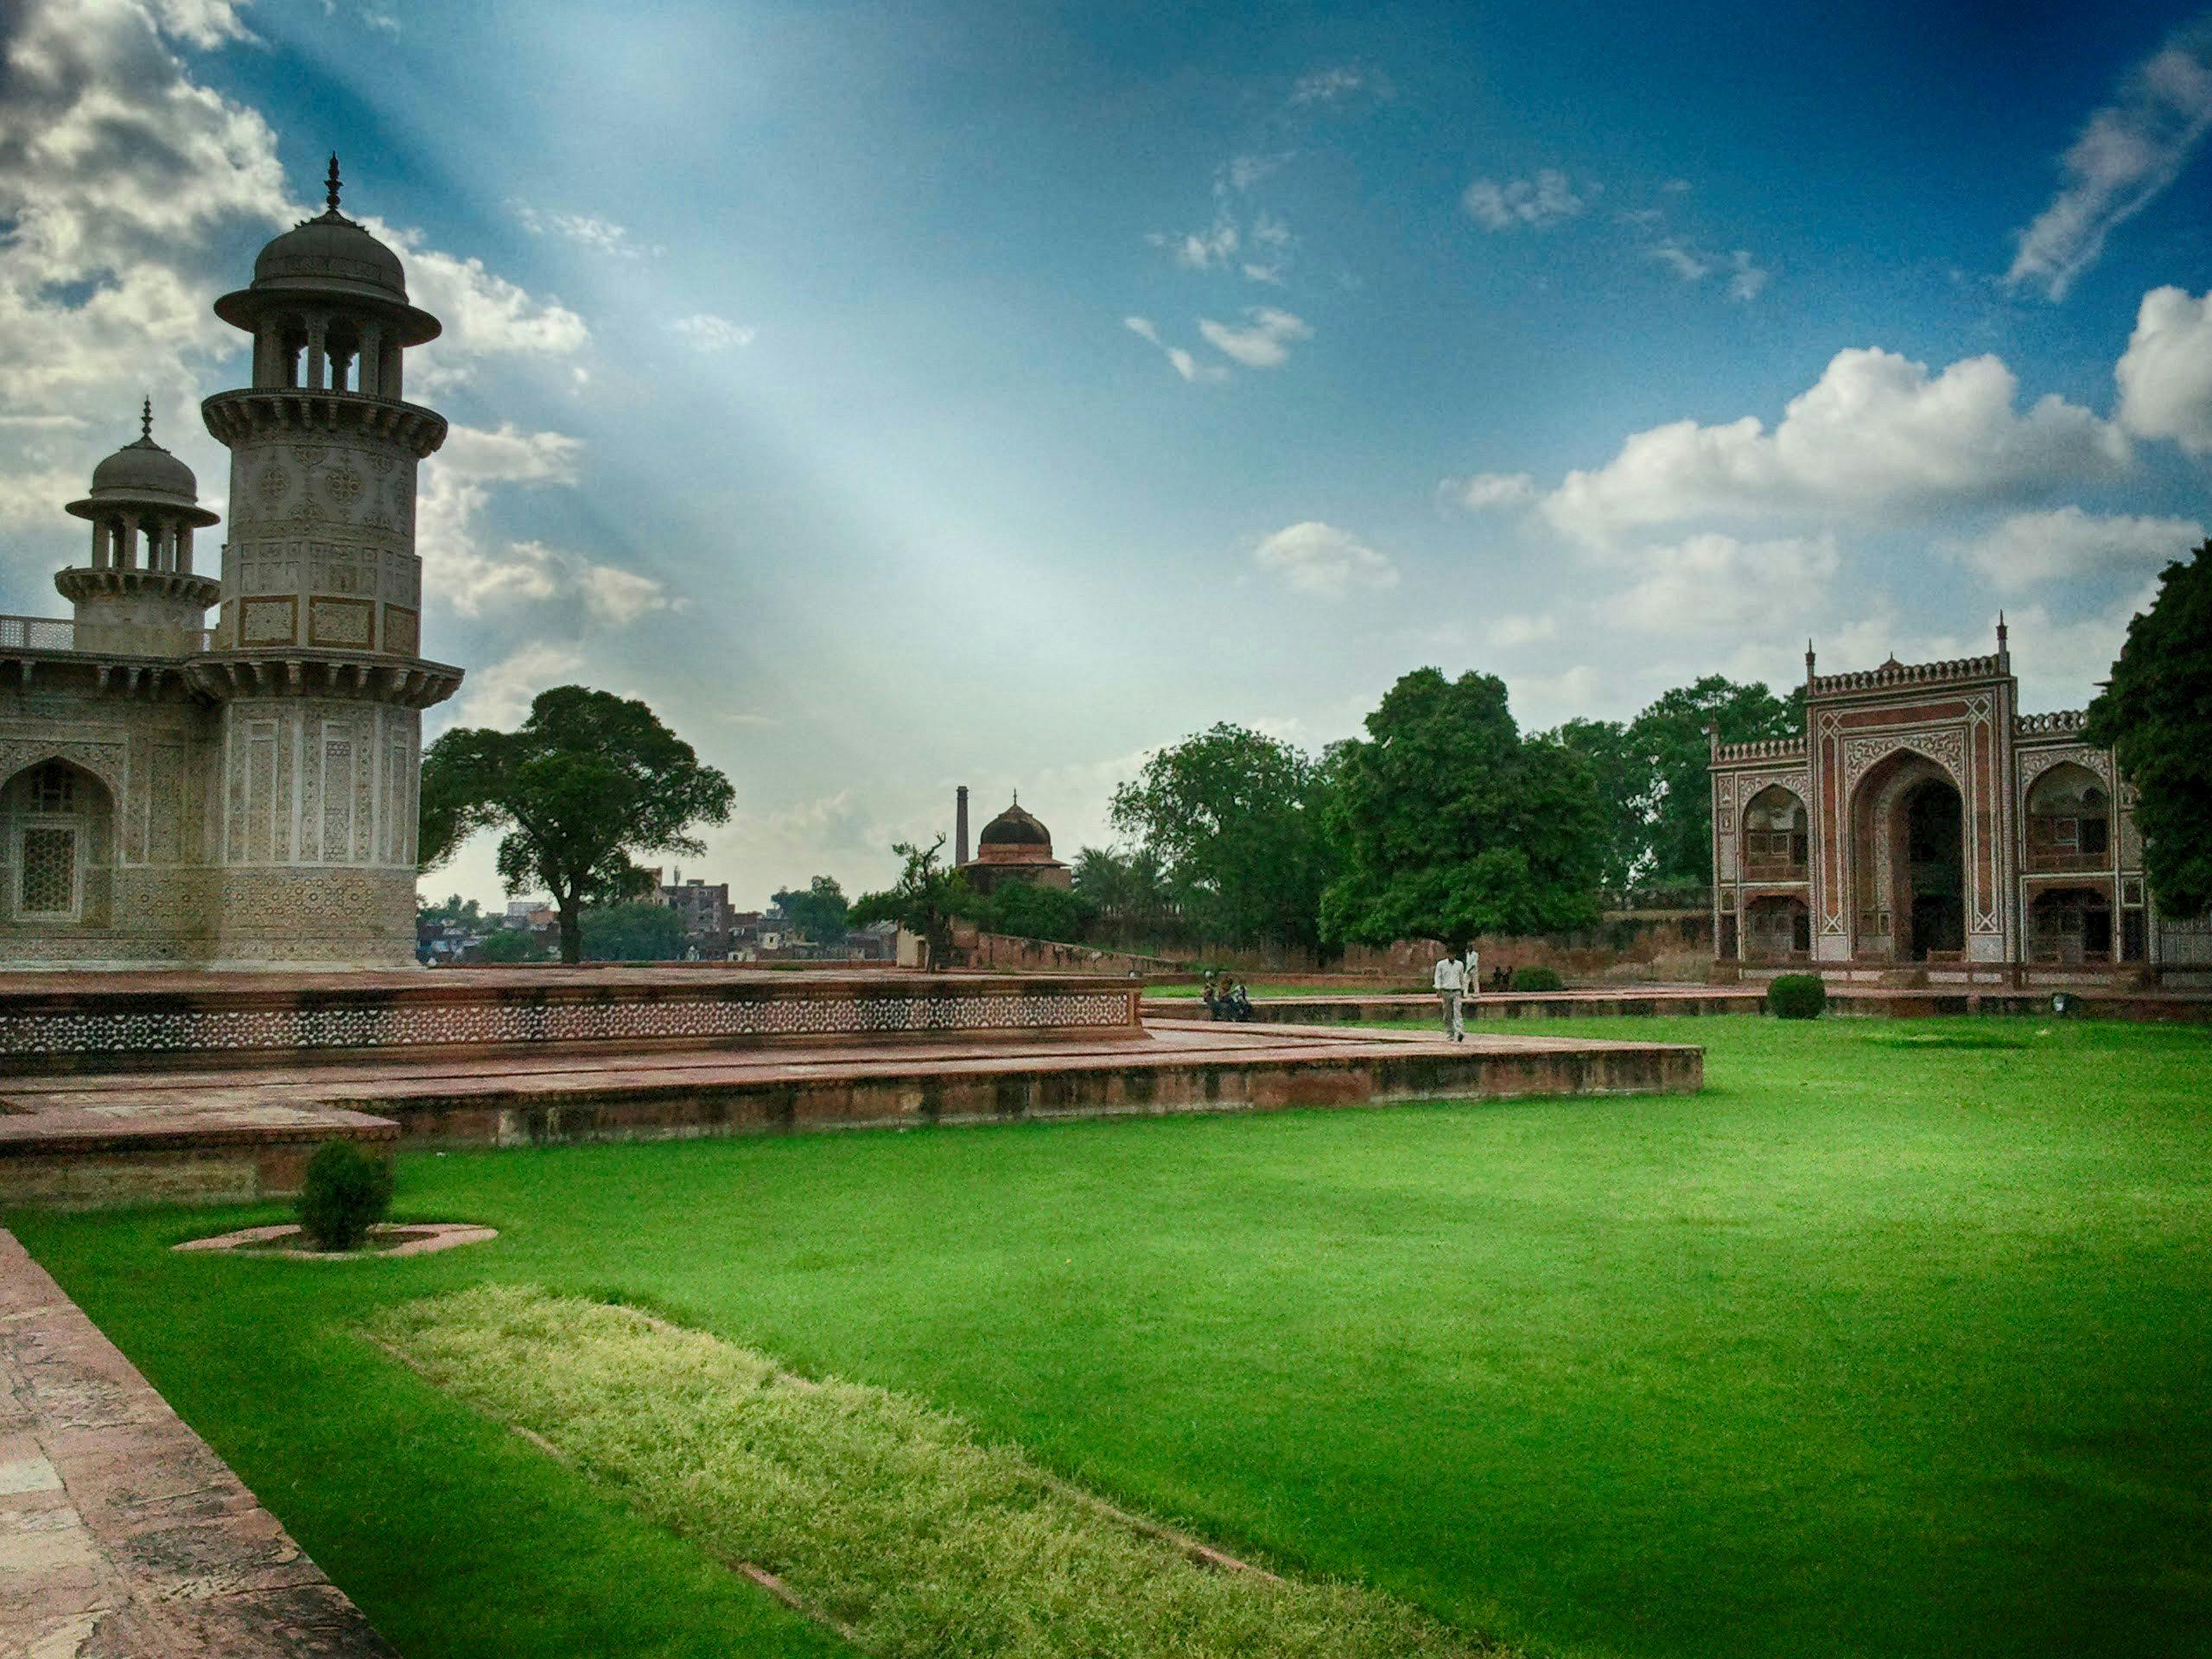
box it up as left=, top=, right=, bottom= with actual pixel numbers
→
left=1513, top=965, right=1565, bottom=992
left=1768, top=973, right=1827, bottom=1020
left=297, top=1141, right=395, bottom=1251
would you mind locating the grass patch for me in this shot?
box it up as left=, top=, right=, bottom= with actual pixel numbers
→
left=10, top=1014, right=2212, bottom=1659
left=376, top=1284, right=1512, bottom=1659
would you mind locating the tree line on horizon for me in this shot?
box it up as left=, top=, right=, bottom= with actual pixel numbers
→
left=416, top=545, right=2212, bottom=963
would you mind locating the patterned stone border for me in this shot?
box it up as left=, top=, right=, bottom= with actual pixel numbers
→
left=173, top=1221, right=496, bottom=1258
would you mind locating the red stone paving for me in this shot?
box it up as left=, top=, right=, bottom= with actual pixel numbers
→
left=0, top=1229, right=397, bottom=1656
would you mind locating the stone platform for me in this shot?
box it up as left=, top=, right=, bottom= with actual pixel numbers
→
left=0, top=1016, right=1701, bottom=1208
left=0, top=1229, right=397, bottom=1655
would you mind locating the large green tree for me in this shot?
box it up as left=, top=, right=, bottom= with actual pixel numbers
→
left=580, top=900, right=690, bottom=962
left=1070, top=845, right=1177, bottom=942
left=982, top=880, right=1099, bottom=945
left=1322, top=668, right=1606, bottom=950
left=772, top=876, right=850, bottom=945
left=1547, top=717, right=1643, bottom=898
left=849, top=836, right=973, bottom=964
left=1630, top=677, right=1802, bottom=891
left=420, top=685, right=734, bottom=964
left=2087, top=541, right=2212, bottom=918
left=1109, top=723, right=1338, bottom=950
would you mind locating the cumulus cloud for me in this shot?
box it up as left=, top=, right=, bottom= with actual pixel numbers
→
left=1122, top=315, right=1226, bottom=384
left=0, top=0, right=589, bottom=539
left=1623, top=209, right=1767, bottom=302
left=1599, top=533, right=1840, bottom=633
left=418, top=424, right=670, bottom=625
left=1946, top=506, right=2205, bottom=590
left=670, top=313, right=757, bottom=352
left=442, top=640, right=586, bottom=731
left=1445, top=471, right=1537, bottom=512
left=1540, top=346, right=2128, bottom=543
left=2116, top=283, right=2212, bottom=453
left=2008, top=16, right=2212, bottom=301
left=1253, top=521, right=1398, bottom=596
left=1463, top=169, right=1586, bottom=230
left=1197, top=306, right=1312, bottom=369
left=1151, top=215, right=1239, bottom=271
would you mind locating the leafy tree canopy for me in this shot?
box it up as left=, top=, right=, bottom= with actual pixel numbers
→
left=580, top=900, right=690, bottom=963
left=421, top=685, right=734, bottom=963
left=772, top=875, right=850, bottom=944
left=474, top=926, right=549, bottom=964
left=1322, top=667, right=1607, bottom=950
left=2087, top=541, right=2212, bottom=918
left=981, top=880, right=1099, bottom=944
left=849, top=836, right=973, bottom=963
left=1109, top=723, right=1338, bottom=950
left=1629, top=676, right=1802, bottom=891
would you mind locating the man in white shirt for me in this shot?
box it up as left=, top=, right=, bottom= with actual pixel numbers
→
left=1433, top=950, right=1468, bottom=1042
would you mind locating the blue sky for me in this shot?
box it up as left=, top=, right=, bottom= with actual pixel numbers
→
left=3, top=0, right=2210, bottom=906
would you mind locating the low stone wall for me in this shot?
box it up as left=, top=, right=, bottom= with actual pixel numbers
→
left=0, top=966, right=1143, bottom=1075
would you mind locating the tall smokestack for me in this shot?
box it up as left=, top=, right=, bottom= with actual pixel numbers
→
left=956, top=785, right=969, bottom=867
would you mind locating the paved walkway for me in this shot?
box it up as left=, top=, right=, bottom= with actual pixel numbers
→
left=0, top=1230, right=397, bottom=1656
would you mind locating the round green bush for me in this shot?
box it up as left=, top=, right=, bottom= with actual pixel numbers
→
left=1768, top=973, right=1828, bottom=1020
left=297, top=1141, right=395, bottom=1251
left=1513, top=965, right=1565, bottom=993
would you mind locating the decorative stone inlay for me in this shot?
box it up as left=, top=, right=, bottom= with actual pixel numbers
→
left=325, top=468, right=363, bottom=505
left=257, top=464, right=289, bottom=504
left=0, top=989, right=1135, bottom=1058
left=2015, top=743, right=2113, bottom=792
left=1842, top=727, right=1966, bottom=792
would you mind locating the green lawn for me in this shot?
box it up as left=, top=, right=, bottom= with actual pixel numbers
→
left=10, top=1014, right=2211, bottom=1659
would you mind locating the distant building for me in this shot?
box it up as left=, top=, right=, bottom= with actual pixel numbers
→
left=645, top=867, right=734, bottom=953
left=955, top=791, right=1071, bottom=897
left=1709, top=622, right=2209, bottom=976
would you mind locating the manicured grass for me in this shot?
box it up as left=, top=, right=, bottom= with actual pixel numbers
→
left=10, top=1015, right=2212, bottom=1659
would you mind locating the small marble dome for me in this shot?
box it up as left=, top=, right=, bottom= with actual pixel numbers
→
left=251, top=210, right=409, bottom=304
left=87, top=432, right=199, bottom=505
left=212, top=156, right=440, bottom=347
left=977, top=800, right=1052, bottom=849
left=66, top=404, right=215, bottom=525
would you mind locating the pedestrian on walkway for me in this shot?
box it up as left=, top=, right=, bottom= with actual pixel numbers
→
left=1433, top=949, right=1469, bottom=1042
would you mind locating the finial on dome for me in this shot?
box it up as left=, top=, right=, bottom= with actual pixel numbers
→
left=326, top=152, right=342, bottom=213
left=139, top=395, right=152, bottom=442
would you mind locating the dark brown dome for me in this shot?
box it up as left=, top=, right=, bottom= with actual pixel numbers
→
left=977, top=801, right=1052, bottom=849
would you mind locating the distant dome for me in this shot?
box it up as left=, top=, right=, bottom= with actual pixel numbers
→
left=978, top=801, right=1052, bottom=849
left=250, top=210, right=410, bottom=305
left=87, top=435, right=198, bottom=505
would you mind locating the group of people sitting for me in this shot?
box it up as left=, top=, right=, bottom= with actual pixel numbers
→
left=1200, top=974, right=1255, bottom=1021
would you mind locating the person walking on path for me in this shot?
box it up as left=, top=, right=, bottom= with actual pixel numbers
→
left=1460, top=945, right=1481, bottom=1031
left=1433, top=950, right=1469, bottom=1042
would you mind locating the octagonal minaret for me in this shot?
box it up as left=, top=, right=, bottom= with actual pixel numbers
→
left=60, top=401, right=222, bottom=658
left=195, top=156, right=462, bottom=967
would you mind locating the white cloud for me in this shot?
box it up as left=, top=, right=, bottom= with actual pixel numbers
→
left=1445, top=471, right=1537, bottom=512
left=417, top=423, right=670, bottom=626
left=1253, top=521, right=1398, bottom=597
left=2008, top=17, right=2212, bottom=301
left=1541, top=346, right=2128, bottom=543
left=670, top=313, right=757, bottom=352
left=512, top=202, right=661, bottom=259
left=1197, top=306, right=1311, bottom=369
left=1289, top=66, right=1368, bottom=105
left=1122, top=315, right=1227, bottom=384
left=442, top=640, right=586, bottom=731
left=1599, top=533, right=1840, bottom=633
left=1945, top=506, right=2204, bottom=590
left=2116, top=283, right=2212, bottom=454
left=147, top=0, right=251, bottom=48
left=1484, top=613, right=1558, bottom=648
left=1224, top=154, right=1290, bottom=193
left=1725, top=250, right=1770, bottom=302
left=379, top=219, right=589, bottom=385
left=1151, top=217, right=1238, bottom=271
left=1463, top=169, right=1585, bottom=230
left=1624, top=210, right=1767, bottom=302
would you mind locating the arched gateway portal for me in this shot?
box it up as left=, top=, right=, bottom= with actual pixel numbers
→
left=1852, top=752, right=1967, bottom=963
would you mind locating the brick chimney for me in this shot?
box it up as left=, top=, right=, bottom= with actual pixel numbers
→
left=956, top=785, right=969, bottom=867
